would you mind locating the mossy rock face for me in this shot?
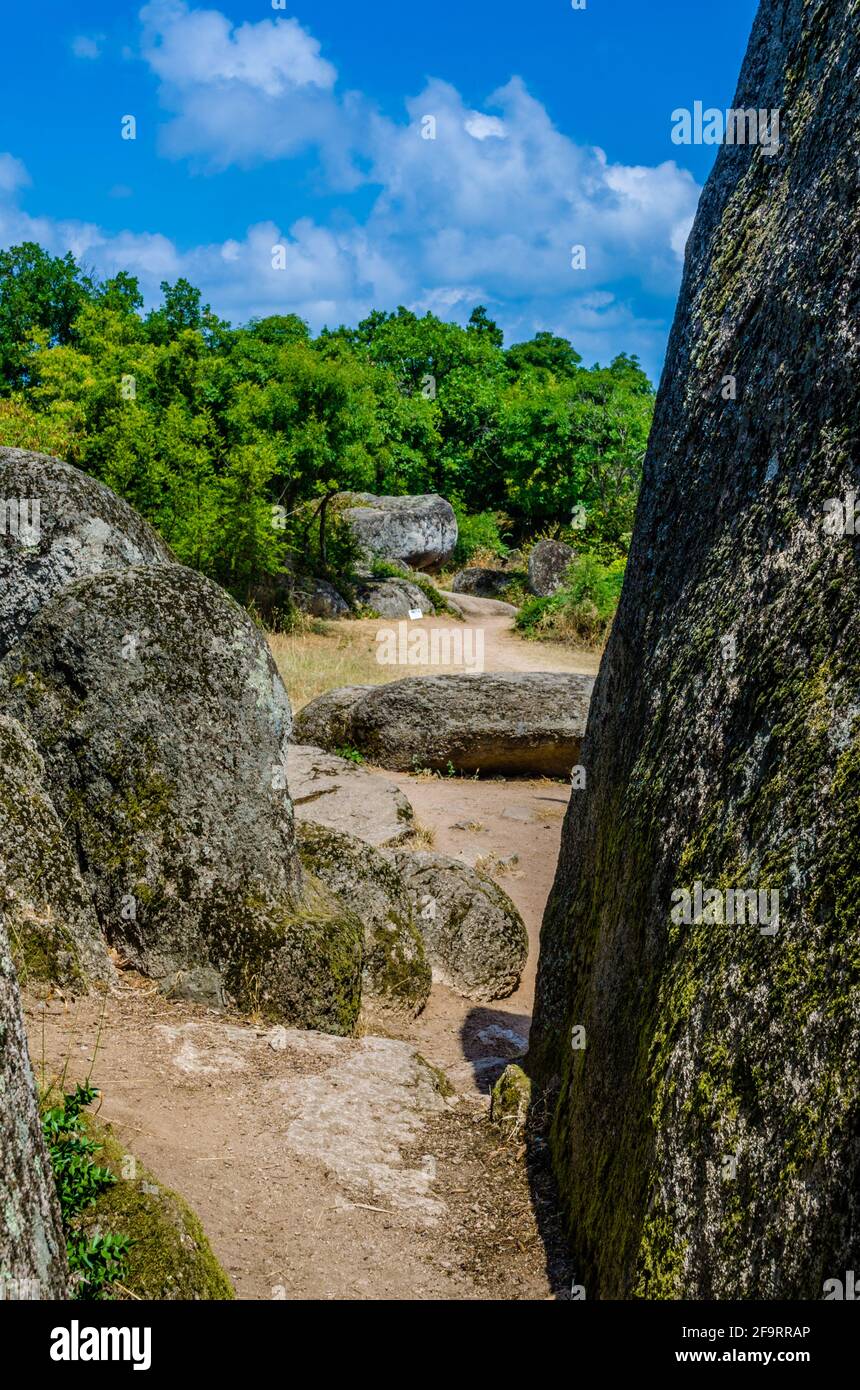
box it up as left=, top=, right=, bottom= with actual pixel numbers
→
left=390, top=850, right=528, bottom=1002
left=491, top=1064, right=531, bottom=1140
left=0, top=449, right=173, bottom=662
left=0, top=715, right=112, bottom=991
left=0, top=563, right=361, bottom=1031
left=79, top=1116, right=234, bottom=1300
left=530, top=0, right=860, bottom=1299
left=296, top=821, right=430, bottom=1020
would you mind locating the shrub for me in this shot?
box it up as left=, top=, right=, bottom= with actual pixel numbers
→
left=516, top=554, right=626, bottom=647
left=451, top=506, right=511, bottom=566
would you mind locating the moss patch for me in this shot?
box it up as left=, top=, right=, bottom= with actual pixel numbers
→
left=79, top=1115, right=234, bottom=1301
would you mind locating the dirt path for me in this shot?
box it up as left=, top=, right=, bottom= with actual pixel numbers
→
left=25, top=601, right=595, bottom=1301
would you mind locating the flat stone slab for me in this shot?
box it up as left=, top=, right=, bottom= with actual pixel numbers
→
left=287, top=743, right=415, bottom=847
left=293, top=672, right=595, bottom=778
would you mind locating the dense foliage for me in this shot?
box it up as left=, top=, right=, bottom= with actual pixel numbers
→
left=516, top=553, right=627, bottom=647
left=0, top=242, right=653, bottom=598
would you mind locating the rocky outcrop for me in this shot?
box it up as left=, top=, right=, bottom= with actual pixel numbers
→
left=293, top=577, right=350, bottom=620
left=0, top=717, right=113, bottom=992
left=294, top=673, right=595, bottom=777
left=531, top=0, right=860, bottom=1299
left=527, top=539, right=574, bottom=597
left=451, top=567, right=516, bottom=599
left=288, top=744, right=414, bottom=847
left=0, top=914, right=70, bottom=1299
left=297, top=822, right=431, bottom=1019
left=0, top=448, right=173, bottom=660
left=388, top=850, right=528, bottom=1001
left=0, top=564, right=362, bottom=1033
left=355, top=577, right=434, bottom=618
left=339, top=493, right=457, bottom=571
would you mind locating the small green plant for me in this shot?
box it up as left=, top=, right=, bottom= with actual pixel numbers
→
left=516, top=554, right=626, bottom=646
left=335, top=744, right=365, bottom=765
left=451, top=507, right=511, bottom=566
left=42, top=1083, right=132, bottom=1299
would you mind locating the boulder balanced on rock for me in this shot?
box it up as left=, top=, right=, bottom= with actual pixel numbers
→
left=294, top=672, right=595, bottom=777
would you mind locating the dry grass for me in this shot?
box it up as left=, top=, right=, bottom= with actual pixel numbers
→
left=268, top=616, right=461, bottom=711
left=399, top=822, right=436, bottom=851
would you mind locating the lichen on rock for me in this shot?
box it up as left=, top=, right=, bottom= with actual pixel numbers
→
left=530, top=0, right=860, bottom=1300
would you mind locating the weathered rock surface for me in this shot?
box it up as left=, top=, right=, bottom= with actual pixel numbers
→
left=527, top=539, right=574, bottom=596
left=297, top=822, right=431, bottom=1019
left=0, top=716, right=113, bottom=992
left=388, top=850, right=528, bottom=1001
left=0, top=565, right=362, bottom=1033
left=0, top=915, right=70, bottom=1298
left=531, top=0, right=860, bottom=1299
left=340, top=493, right=457, bottom=571
left=0, top=448, right=173, bottom=661
left=287, top=743, right=414, bottom=847
left=294, top=673, right=595, bottom=776
left=355, top=577, right=434, bottom=618
left=451, top=567, right=516, bottom=599
left=293, top=577, right=350, bottom=620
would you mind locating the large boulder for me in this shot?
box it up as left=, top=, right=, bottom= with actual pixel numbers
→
left=530, top=0, right=860, bottom=1299
left=0, top=565, right=362, bottom=1033
left=287, top=744, right=414, bottom=847
left=0, top=716, right=113, bottom=992
left=297, top=822, right=431, bottom=1019
left=339, top=493, right=457, bottom=571
left=293, top=577, right=350, bottom=620
left=451, top=567, right=515, bottom=599
left=293, top=673, right=595, bottom=777
left=527, top=539, right=575, bottom=597
left=355, top=577, right=434, bottom=618
left=0, top=915, right=70, bottom=1299
left=388, top=850, right=528, bottom=1001
left=0, top=448, right=173, bottom=660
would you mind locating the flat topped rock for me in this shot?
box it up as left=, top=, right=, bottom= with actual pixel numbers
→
left=287, top=744, right=414, bottom=847
left=293, top=671, right=595, bottom=777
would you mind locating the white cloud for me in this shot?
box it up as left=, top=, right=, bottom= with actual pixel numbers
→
left=0, top=0, right=703, bottom=378
left=0, top=154, right=30, bottom=195
left=137, top=0, right=356, bottom=177
left=464, top=113, right=507, bottom=141
left=72, top=35, right=104, bottom=60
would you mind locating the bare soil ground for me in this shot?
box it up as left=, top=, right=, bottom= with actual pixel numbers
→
left=25, top=599, right=595, bottom=1300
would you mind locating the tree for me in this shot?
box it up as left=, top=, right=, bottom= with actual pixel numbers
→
left=506, top=331, right=582, bottom=380
left=0, top=243, right=93, bottom=389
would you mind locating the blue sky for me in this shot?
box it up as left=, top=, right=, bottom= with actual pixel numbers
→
left=0, top=0, right=758, bottom=381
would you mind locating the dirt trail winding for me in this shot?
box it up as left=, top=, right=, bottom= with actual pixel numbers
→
left=25, top=600, right=595, bottom=1301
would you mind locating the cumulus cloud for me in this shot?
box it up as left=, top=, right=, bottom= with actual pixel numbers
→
left=0, top=1, right=703, bottom=376
left=137, top=0, right=362, bottom=180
